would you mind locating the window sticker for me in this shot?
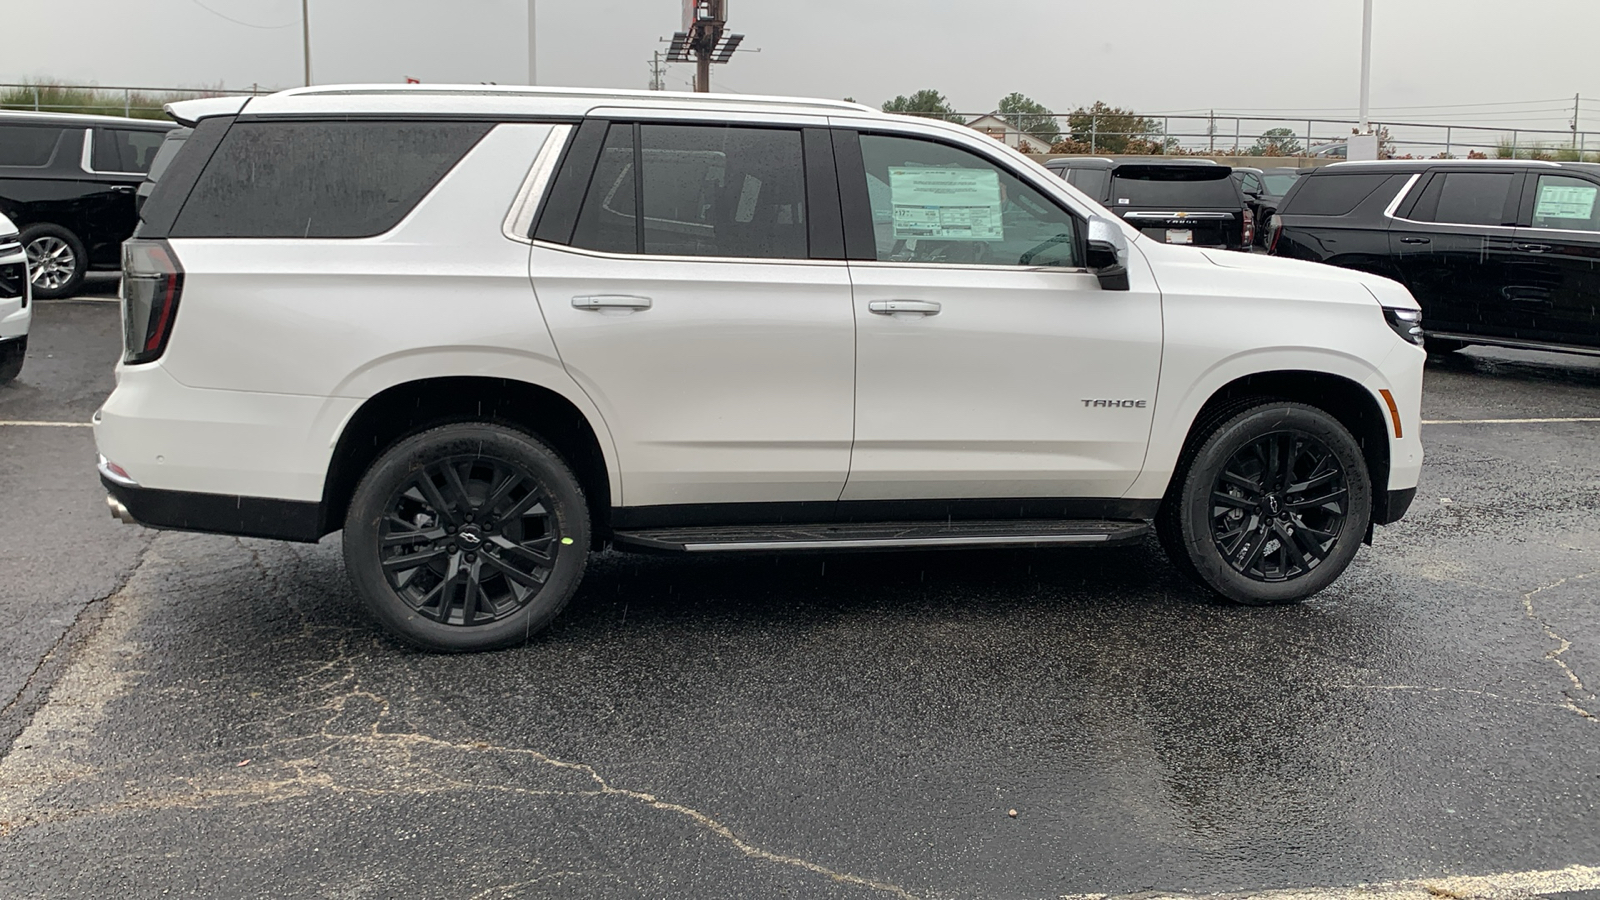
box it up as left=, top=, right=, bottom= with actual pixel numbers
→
left=1535, top=182, right=1598, bottom=221
left=888, top=167, right=1004, bottom=240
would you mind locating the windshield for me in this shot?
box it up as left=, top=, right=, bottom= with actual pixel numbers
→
left=1262, top=172, right=1301, bottom=195
left=1111, top=167, right=1239, bottom=207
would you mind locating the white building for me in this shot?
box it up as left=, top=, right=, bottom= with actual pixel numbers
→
left=966, top=113, right=1054, bottom=154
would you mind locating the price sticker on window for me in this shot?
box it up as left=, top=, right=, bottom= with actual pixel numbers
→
left=888, top=167, right=1004, bottom=240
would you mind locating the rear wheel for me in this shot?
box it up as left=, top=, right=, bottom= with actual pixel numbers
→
left=21, top=224, right=87, bottom=300
left=1157, top=402, right=1372, bottom=605
left=342, top=423, right=590, bottom=652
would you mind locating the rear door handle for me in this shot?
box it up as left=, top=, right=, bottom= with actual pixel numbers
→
left=109, top=185, right=136, bottom=194
left=1399, top=236, right=1431, bottom=245
left=1516, top=243, right=1553, bottom=254
left=572, top=295, right=652, bottom=311
left=867, top=299, right=941, bottom=316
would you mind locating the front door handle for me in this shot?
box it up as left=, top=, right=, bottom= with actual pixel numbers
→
left=1516, top=243, right=1553, bottom=254
left=572, top=295, right=652, bottom=311
left=109, top=185, right=136, bottom=194
left=868, top=299, right=942, bottom=316
left=1399, top=236, right=1431, bottom=245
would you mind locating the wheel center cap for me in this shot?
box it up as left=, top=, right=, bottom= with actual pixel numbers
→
left=1266, top=495, right=1283, bottom=516
left=457, top=528, right=483, bottom=549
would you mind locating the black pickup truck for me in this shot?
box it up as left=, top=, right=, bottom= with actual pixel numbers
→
left=1044, top=157, right=1252, bottom=251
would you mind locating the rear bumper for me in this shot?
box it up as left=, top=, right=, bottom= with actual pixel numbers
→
left=1375, top=487, right=1417, bottom=526
left=101, top=475, right=323, bottom=542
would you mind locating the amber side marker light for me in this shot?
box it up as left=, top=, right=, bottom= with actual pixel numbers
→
left=1379, top=389, right=1403, bottom=439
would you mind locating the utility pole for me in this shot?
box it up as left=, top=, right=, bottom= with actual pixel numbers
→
left=649, top=51, right=666, bottom=91
left=1358, top=0, right=1372, bottom=134
left=527, top=0, right=537, bottom=84
left=1573, top=93, right=1580, bottom=149
left=1208, top=109, right=1215, bottom=154
left=301, top=0, right=312, bottom=86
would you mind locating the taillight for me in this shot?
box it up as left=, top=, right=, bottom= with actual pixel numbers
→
left=122, top=240, right=184, bottom=365
left=1267, top=217, right=1285, bottom=255
left=1241, top=207, right=1255, bottom=246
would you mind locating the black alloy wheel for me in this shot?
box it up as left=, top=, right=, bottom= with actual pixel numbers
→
left=1209, top=431, right=1347, bottom=582
left=344, top=423, right=589, bottom=652
left=1157, top=402, right=1372, bottom=606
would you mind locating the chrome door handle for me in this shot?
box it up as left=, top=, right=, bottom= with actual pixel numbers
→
left=867, top=299, right=941, bottom=316
left=109, top=185, right=136, bottom=194
left=572, top=295, right=652, bottom=311
left=1399, top=236, right=1431, bottom=245
left=1516, top=243, right=1553, bottom=254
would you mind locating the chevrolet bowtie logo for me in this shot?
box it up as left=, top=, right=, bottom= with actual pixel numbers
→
left=1175, top=211, right=1188, bottom=218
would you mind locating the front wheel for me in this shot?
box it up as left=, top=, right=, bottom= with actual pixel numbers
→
left=343, top=423, right=590, bottom=652
left=1157, top=402, right=1372, bottom=605
left=21, top=224, right=87, bottom=300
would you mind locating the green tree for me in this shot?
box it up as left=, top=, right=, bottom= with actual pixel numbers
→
left=1065, top=101, right=1163, bottom=153
left=1246, top=127, right=1303, bottom=156
left=996, top=92, right=1059, bottom=145
left=881, top=89, right=965, bottom=123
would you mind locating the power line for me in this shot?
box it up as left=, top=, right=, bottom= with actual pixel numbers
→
left=187, top=0, right=294, bottom=29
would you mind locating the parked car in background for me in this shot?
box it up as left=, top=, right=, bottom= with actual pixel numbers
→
left=95, top=85, right=1424, bottom=651
left=0, top=211, right=29, bottom=384
left=1232, top=166, right=1304, bottom=247
left=1046, top=157, right=1252, bottom=250
left=1309, top=142, right=1348, bottom=159
left=0, top=111, right=177, bottom=298
left=1269, top=159, right=1600, bottom=356
left=136, top=126, right=191, bottom=214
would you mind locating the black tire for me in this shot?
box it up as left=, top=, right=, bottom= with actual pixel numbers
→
left=20, top=224, right=87, bottom=300
left=1157, top=402, right=1372, bottom=606
left=342, top=423, right=590, bottom=652
left=1254, top=212, right=1273, bottom=248
left=0, top=336, right=25, bottom=385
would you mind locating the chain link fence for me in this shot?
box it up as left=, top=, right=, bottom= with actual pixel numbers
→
left=0, top=83, right=267, bottom=120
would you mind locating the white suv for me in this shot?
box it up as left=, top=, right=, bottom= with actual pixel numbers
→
left=95, top=86, right=1425, bottom=652
left=0, top=212, right=28, bottom=384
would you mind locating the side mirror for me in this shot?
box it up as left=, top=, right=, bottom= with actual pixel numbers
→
left=1085, top=214, right=1130, bottom=291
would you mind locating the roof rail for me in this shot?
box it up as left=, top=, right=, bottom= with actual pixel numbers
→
left=272, top=83, right=877, bottom=114
left=1325, top=158, right=1562, bottom=168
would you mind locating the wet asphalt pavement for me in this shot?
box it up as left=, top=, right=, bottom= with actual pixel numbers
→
left=1, top=295, right=1597, bottom=899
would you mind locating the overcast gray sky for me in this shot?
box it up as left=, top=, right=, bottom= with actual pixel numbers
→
left=9, top=0, right=1600, bottom=143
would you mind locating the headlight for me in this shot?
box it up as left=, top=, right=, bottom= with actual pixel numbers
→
left=1383, top=307, right=1424, bottom=346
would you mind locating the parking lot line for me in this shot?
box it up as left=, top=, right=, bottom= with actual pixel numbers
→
left=1423, top=417, right=1600, bottom=425
left=1057, top=862, right=1600, bottom=900
left=0, top=420, right=93, bottom=427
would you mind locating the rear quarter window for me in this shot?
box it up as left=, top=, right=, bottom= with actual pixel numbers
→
left=1279, top=173, right=1396, bottom=217
left=0, top=125, right=66, bottom=167
left=170, top=121, right=492, bottom=238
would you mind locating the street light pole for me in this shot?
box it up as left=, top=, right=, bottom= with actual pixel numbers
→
left=528, top=0, right=537, bottom=84
left=1358, top=0, right=1372, bottom=133
left=302, top=0, right=312, bottom=86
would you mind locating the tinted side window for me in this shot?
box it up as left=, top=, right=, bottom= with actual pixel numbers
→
left=171, top=121, right=491, bottom=238
left=1071, top=168, right=1110, bottom=200
left=1279, top=173, right=1393, bottom=216
left=0, top=125, right=65, bottom=167
left=569, top=124, right=808, bottom=259
left=1417, top=172, right=1514, bottom=226
left=1111, top=169, right=1239, bottom=206
left=857, top=133, right=1079, bottom=267
left=92, top=128, right=167, bottom=174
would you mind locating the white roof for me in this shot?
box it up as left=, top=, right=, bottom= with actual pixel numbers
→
left=168, top=83, right=884, bottom=125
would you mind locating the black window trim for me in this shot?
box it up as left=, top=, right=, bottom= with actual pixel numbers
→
left=136, top=115, right=235, bottom=239
left=834, top=126, right=1092, bottom=272
left=536, top=117, right=844, bottom=263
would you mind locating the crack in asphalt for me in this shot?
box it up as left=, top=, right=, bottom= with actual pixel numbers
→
left=1521, top=570, right=1597, bottom=722
left=0, top=533, right=154, bottom=757
left=0, top=538, right=924, bottom=900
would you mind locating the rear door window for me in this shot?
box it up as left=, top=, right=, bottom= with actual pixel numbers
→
left=1411, top=172, right=1515, bottom=226
left=91, top=128, right=168, bottom=174
left=171, top=121, right=492, bottom=238
left=569, top=123, right=809, bottom=260
left=0, top=125, right=65, bottom=167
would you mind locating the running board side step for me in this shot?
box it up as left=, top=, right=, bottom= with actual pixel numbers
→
left=610, top=519, right=1151, bottom=553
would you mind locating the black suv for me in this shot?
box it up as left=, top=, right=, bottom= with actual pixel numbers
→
left=1045, top=157, right=1252, bottom=250
left=1270, top=160, right=1600, bottom=356
left=0, top=111, right=176, bottom=298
